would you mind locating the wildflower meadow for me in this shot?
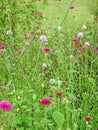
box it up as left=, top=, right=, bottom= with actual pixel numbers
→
left=0, top=0, right=98, bottom=130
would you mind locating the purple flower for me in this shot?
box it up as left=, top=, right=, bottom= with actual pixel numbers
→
left=40, top=35, right=47, bottom=43
left=0, top=100, right=12, bottom=111
left=84, top=42, right=90, bottom=47
left=77, top=32, right=84, bottom=38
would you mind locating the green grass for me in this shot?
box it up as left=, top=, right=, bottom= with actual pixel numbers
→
left=0, top=0, right=98, bottom=130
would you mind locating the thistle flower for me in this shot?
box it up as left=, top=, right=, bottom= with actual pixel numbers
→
left=0, top=100, right=12, bottom=111
left=40, top=98, right=51, bottom=105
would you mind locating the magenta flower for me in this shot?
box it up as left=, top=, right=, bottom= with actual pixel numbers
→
left=85, top=116, right=91, bottom=122
left=38, top=13, right=43, bottom=17
left=30, top=31, right=35, bottom=35
left=72, top=38, right=79, bottom=43
left=0, top=100, right=12, bottom=111
left=40, top=98, right=51, bottom=105
left=40, top=35, right=47, bottom=43
left=70, top=5, right=75, bottom=9
left=77, top=47, right=84, bottom=52
left=24, top=35, right=30, bottom=40
left=44, top=47, right=50, bottom=53
left=0, top=45, right=6, bottom=51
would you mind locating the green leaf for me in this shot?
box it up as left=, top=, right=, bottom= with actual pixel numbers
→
left=52, top=111, right=65, bottom=126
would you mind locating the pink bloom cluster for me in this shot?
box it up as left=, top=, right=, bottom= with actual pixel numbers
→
left=0, top=45, right=6, bottom=51
left=0, top=100, right=12, bottom=111
left=40, top=98, right=51, bottom=105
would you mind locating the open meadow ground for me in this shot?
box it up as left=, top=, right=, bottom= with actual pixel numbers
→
left=0, top=0, right=98, bottom=130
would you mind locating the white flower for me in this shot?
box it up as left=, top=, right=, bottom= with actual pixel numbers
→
left=25, top=42, right=30, bottom=46
left=42, top=63, right=47, bottom=68
left=69, top=55, right=74, bottom=59
left=58, top=26, right=62, bottom=30
left=82, top=25, right=87, bottom=30
left=49, top=78, right=55, bottom=83
left=6, top=30, right=13, bottom=35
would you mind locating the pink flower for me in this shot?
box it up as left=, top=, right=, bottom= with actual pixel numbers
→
left=41, top=71, right=46, bottom=76
left=24, top=35, right=30, bottom=40
left=40, top=35, right=47, bottom=43
left=77, top=47, right=84, bottom=52
left=56, top=92, right=63, bottom=97
left=44, top=47, right=50, bottom=53
left=38, top=13, right=43, bottom=17
left=30, top=31, right=35, bottom=35
left=84, top=42, right=90, bottom=47
left=0, top=45, right=6, bottom=51
left=47, top=25, right=52, bottom=29
left=77, top=32, right=84, bottom=38
left=40, top=98, right=51, bottom=105
left=0, top=100, right=12, bottom=111
left=70, top=5, right=75, bottom=9
left=85, top=116, right=91, bottom=122
left=72, top=38, right=79, bottom=43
